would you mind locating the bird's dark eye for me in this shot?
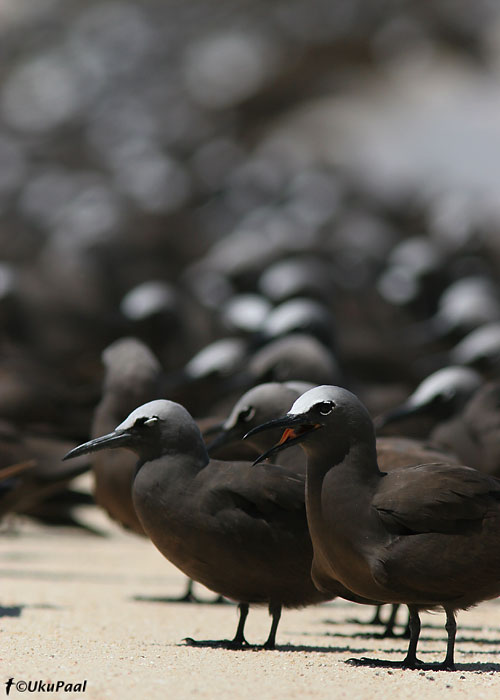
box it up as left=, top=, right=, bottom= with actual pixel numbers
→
left=134, top=415, right=159, bottom=427
left=317, top=401, right=335, bottom=415
left=239, top=406, right=256, bottom=422
left=437, top=388, right=456, bottom=404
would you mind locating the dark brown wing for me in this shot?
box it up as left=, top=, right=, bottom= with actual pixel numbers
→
left=201, top=460, right=306, bottom=524
left=151, top=459, right=328, bottom=607
left=431, top=382, right=500, bottom=475
left=373, top=462, right=500, bottom=535
left=376, top=436, right=459, bottom=472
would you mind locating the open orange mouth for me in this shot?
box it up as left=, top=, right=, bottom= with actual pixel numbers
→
left=278, top=424, right=321, bottom=445
left=247, top=418, right=323, bottom=466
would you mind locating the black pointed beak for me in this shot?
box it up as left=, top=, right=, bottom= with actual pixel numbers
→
left=62, top=430, right=134, bottom=460
left=244, top=413, right=316, bottom=465
left=244, top=413, right=306, bottom=439
left=374, top=401, right=427, bottom=430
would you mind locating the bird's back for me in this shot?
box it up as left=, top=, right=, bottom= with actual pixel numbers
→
left=371, top=463, right=500, bottom=608
left=133, top=456, right=330, bottom=607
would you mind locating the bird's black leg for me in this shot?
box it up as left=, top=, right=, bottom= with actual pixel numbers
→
left=347, top=604, right=425, bottom=668
left=230, top=603, right=250, bottom=648
left=184, top=602, right=252, bottom=648
left=211, top=595, right=227, bottom=604
left=262, top=603, right=281, bottom=650
left=380, top=604, right=410, bottom=638
left=380, top=604, right=400, bottom=637
left=176, top=579, right=226, bottom=604
left=348, top=604, right=387, bottom=626
left=401, top=605, right=424, bottom=668
left=176, top=578, right=198, bottom=603
left=440, top=607, right=456, bottom=671
left=347, top=605, right=425, bottom=668
left=369, top=605, right=385, bottom=625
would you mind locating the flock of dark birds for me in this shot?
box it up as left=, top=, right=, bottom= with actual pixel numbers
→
left=4, top=222, right=500, bottom=672
left=3, top=0, right=500, bottom=678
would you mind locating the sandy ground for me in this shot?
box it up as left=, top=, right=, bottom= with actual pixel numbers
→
left=1, top=506, right=500, bottom=700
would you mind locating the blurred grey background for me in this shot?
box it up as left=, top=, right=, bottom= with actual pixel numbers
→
left=2, top=0, right=500, bottom=439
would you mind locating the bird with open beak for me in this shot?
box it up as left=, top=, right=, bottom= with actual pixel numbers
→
left=246, top=384, right=500, bottom=670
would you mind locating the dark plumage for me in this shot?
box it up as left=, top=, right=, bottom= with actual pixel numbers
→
left=249, top=384, right=500, bottom=669
left=450, top=322, right=500, bottom=374
left=0, top=423, right=90, bottom=522
left=207, top=381, right=314, bottom=469
left=258, top=298, right=337, bottom=351
left=430, top=381, right=500, bottom=476
left=90, top=337, right=229, bottom=602
left=208, top=380, right=459, bottom=637
left=376, top=369, right=500, bottom=479
left=63, top=399, right=378, bottom=649
left=246, top=333, right=341, bottom=386
left=208, top=380, right=455, bottom=475
left=375, top=366, right=482, bottom=437
left=91, top=337, right=166, bottom=534
left=374, top=436, right=459, bottom=472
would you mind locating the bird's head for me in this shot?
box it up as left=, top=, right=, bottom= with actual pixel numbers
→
left=64, top=399, right=205, bottom=465
left=206, top=381, right=313, bottom=456
left=246, top=385, right=374, bottom=465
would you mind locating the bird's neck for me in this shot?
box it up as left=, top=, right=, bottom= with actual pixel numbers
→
left=133, top=448, right=209, bottom=532
left=305, top=440, right=384, bottom=596
left=137, top=445, right=209, bottom=477
left=304, top=431, right=380, bottom=479
left=132, top=449, right=211, bottom=575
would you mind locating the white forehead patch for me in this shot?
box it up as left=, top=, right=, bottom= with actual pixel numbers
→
left=289, top=385, right=339, bottom=415
left=452, top=322, right=500, bottom=364
left=409, top=366, right=481, bottom=406
left=116, top=399, right=170, bottom=430
left=185, top=338, right=246, bottom=378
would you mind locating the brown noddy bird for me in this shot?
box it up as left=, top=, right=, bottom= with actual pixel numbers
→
left=365, top=436, right=461, bottom=636
left=91, top=337, right=166, bottom=534
left=208, top=380, right=460, bottom=636
left=375, top=366, right=482, bottom=438
left=246, top=334, right=341, bottom=387
left=207, top=381, right=457, bottom=475
left=248, top=384, right=500, bottom=669
left=375, top=369, right=500, bottom=478
left=449, top=321, right=500, bottom=375
left=0, top=420, right=91, bottom=524
left=91, top=337, right=215, bottom=602
left=430, top=381, right=500, bottom=477
left=174, top=333, right=341, bottom=420
left=206, top=381, right=314, bottom=467
left=63, top=399, right=381, bottom=649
